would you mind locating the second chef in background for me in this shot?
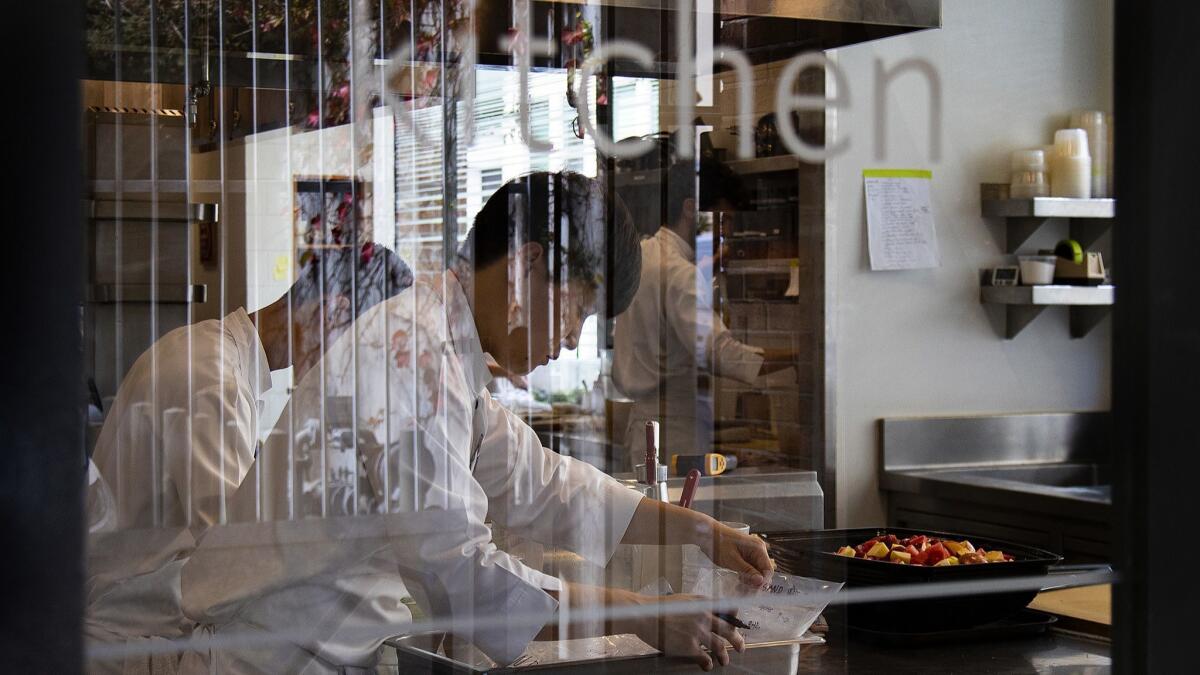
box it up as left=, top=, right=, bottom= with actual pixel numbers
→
left=614, top=161, right=798, bottom=469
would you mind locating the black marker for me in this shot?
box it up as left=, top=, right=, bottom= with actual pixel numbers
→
left=715, top=613, right=752, bottom=630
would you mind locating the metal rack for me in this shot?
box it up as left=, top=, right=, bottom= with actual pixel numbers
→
left=980, top=184, right=1115, bottom=339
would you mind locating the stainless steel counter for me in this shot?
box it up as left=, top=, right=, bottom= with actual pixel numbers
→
left=389, top=631, right=1110, bottom=673
left=881, top=463, right=1110, bottom=523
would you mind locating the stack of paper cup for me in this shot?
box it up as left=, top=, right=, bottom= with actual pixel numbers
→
left=1050, top=128, right=1092, bottom=198
left=1010, top=149, right=1049, bottom=198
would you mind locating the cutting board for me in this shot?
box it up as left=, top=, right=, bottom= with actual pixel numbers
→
left=1029, top=584, right=1111, bottom=636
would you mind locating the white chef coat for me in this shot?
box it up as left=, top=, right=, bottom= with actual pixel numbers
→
left=179, top=269, right=645, bottom=672
left=85, top=308, right=272, bottom=673
left=612, top=228, right=764, bottom=466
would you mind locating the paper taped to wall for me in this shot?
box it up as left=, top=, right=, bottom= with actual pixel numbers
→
left=864, top=169, right=940, bottom=271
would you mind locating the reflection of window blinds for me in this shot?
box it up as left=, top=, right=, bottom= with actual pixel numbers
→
left=481, top=168, right=503, bottom=195
left=391, top=70, right=658, bottom=269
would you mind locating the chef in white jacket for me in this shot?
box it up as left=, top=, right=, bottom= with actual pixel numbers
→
left=84, top=244, right=412, bottom=674
left=613, top=161, right=797, bottom=469
left=177, top=172, right=775, bottom=673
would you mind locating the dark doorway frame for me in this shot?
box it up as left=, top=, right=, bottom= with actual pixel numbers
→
left=1112, top=1, right=1200, bottom=672
left=1, top=1, right=86, bottom=672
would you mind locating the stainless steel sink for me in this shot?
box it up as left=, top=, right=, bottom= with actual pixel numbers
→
left=946, top=463, right=1109, bottom=488
left=912, top=462, right=1112, bottom=504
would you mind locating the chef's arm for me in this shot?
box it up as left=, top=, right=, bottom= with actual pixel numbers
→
left=620, top=497, right=774, bottom=586
left=757, top=346, right=797, bottom=376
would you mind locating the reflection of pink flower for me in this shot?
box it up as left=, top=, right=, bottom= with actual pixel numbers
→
left=360, top=242, right=375, bottom=265
left=562, top=26, right=584, bottom=46
left=391, top=329, right=411, bottom=369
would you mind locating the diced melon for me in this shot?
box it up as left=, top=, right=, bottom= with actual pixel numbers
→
left=984, top=550, right=1007, bottom=562
left=866, top=542, right=890, bottom=559
left=837, top=546, right=857, bottom=557
left=934, top=556, right=960, bottom=566
left=945, top=540, right=976, bottom=555
left=889, top=550, right=912, bottom=564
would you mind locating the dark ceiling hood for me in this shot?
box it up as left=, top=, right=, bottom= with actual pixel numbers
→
left=86, top=0, right=939, bottom=88
left=477, top=0, right=941, bottom=76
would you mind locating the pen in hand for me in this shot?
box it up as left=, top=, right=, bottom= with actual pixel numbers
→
left=715, top=613, right=751, bottom=630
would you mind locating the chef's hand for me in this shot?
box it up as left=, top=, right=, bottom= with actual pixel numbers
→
left=624, top=592, right=744, bottom=671
left=702, top=521, right=775, bottom=588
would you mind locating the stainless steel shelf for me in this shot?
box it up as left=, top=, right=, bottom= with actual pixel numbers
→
left=723, top=258, right=798, bottom=275
left=981, top=183, right=1115, bottom=219
left=981, top=285, right=1114, bottom=305
left=980, top=184, right=1114, bottom=253
left=728, top=156, right=804, bottom=175
left=981, top=285, right=1113, bottom=339
left=88, top=199, right=219, bottom=223
left=89, top=284, right=208, bottom=304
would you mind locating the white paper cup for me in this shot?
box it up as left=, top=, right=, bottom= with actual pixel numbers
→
left=1019, top=255, right=1057, bottom=285
left=722, top=521, right=751, bottom=534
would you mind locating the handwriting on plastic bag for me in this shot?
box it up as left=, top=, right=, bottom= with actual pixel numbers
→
left=695, top=567, right=843, bottom=643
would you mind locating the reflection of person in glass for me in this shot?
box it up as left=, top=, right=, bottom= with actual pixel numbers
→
left=614, top=161, right=796, bottom=470
left=84, top=244, right=412, bottom=671
left=182, top=172, right=773, bottom=673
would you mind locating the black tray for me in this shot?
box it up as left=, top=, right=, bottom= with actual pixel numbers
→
left=762, top=528, right=1063, bottom=632
left=847, top=608, right=1058, bottom=648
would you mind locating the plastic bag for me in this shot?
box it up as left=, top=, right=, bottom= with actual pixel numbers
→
left=692, top=566, right=843, bottom=643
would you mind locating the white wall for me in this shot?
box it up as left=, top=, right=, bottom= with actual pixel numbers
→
left=828, top=0, right=1113, bottom=526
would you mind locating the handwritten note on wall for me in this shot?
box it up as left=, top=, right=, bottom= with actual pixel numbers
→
left=864, top=169, right=940, bottom=271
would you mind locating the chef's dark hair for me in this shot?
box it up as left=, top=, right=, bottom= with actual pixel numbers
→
left=665, top=159, right=746, bottom=227
left=290, top=242, right=414, bottom=325
left=460, top=171, right=642, bottom=317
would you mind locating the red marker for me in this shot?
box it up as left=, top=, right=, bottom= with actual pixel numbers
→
left=679, top=468, right=701, bottom=509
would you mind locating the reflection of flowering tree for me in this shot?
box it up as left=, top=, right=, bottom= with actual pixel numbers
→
left=85, top=0, right=441, bottom=129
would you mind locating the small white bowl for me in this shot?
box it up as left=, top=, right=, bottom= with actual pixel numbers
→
left=1019, top=255, right=1058, bottom=285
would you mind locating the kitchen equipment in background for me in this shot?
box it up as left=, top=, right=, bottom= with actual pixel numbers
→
left=1056, top=252, right=1107, bottom=285
left=722, top=521, right=751, bottom=535
left=990, top=266, right=1021, bottom=286
left=1050, top=129, right=1092, bottom=198
left=763, top=528, right=1063, bottom=632
left=1009, top=149, right=1049, bottom=198
left=1018, top=255, right=1057, bottom=285
left=639, top=421, right=669, bottom=502
left=671, top=453, right=732, bottom=477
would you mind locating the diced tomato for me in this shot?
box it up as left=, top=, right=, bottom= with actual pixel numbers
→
left=843, top=534, right=1010, bottom=566
left=923, top=543, right=949, bottom=566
